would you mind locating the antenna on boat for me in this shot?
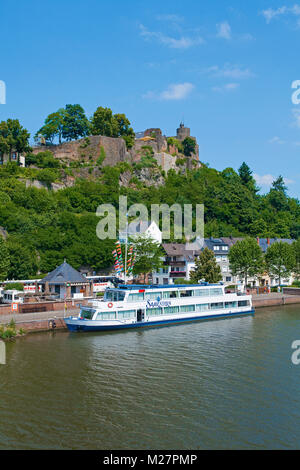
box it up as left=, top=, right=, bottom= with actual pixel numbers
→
left=124, top=213, right=128, bottom=285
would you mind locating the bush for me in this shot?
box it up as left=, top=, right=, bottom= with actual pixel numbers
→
left=4, top=283, right=24, bottom=291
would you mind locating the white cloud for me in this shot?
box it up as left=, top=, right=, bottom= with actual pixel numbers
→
left=216, top=21, right=231, bottom=39
left=203, top=63, right=255, bottom=79
left=261, top=5, right=300, bottom=23
left=268, top=136, right=285, bottom=144
left=212, top=83, right=240, bottom=92
left=254, top=173, right=294, bottom=186
left=139, top=24, right=204, bottom=49
left=143, top=82, right=195, bottom=101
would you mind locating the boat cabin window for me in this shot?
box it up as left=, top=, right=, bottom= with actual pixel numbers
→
left=180, top=305, right=195, bottom=313
left=145, top=291, right=162, bottom=300
left=180, top=290, right=194, bottom=298
left=195, top=289, right=210, bottom=297
left=80, top=308, right=95, bottom=320
left=210, top=288, right=223, bottom=296
left=162, top=290, right=178, bottom=299
left=238, top=300, right=250, bottom=307
left=128, top=292, right=144, bottom=301
left=196, top=303, right=210, bottom=311
left=146, top=307, right=163, bottom=316
left=210, top=302, right=224, bottom=309
left=105, top=290, right=125, bottom=302
left=164, top=306, right=179, bottom=314
left=118, top=310, right=136, bottom=320
left=96, top=312, right=117, bottom=320
left=225, top=301, right=237, bottom=308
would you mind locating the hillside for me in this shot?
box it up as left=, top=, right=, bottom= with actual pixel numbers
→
left=0, top=157, right=299, bottom=281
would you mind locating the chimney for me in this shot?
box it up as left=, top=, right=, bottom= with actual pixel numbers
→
left=267, top=238, right=270, bottom=246
left=257, top=237, right=260, bottom=245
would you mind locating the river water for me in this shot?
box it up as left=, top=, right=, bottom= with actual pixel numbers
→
left=0, top=305, right=300, bottom=450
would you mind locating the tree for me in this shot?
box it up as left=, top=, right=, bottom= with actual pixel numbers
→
left=265, top=241, right=295, bottom=286
left=238, top=162, right=253, bottom=185
left=62, top=104, right=90, bottom=141
left=0, top=237, right=10, bottom=281
left=293, top=239, right=300, bottom=280
left=182, top=137, right=196, bottom=156
left=228, top=237, right=264, bottom=288
left=0, top=119, right=30, bottom=161
left=114, top=113, right=135, bottom=149
left=90, top=107, right=135, bottom=148
left=190, top=247, right=222, bottom=283
left=90, top=107, right=119, bottom=137
left=6, top=238, right=38, bottom=279
left=132, top=235, right=164, bottom=283
left=35, top=109, right=66, bottom=144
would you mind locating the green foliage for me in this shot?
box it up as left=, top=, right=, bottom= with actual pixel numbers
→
left=0, top=319, right=24, bottom=340
left=4, top=282, right=24, bottom=291
left=265, top=241, right=295, bottom=285
left=90, top=107, right=135, bottom=148
left=190, top=247, right=222, bottom=283
left=0, top=237, right=9, bottom=281
left=37, top=168, right=59, bottom=185
left=182, top=137, right=196, bottom=156
left=26, top=151, right=61, bottom=168
left=96, top=146, right=106, bottom=166
left=35, top=104, right=90, bottom=144
left=132, top=235, right=164, bottom=282
left=228, top=237, right=264, bottom=286
left=0, top=119, right=31, bottom=159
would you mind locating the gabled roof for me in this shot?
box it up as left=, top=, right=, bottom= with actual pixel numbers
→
left=40, top=261, right=89, bottom=285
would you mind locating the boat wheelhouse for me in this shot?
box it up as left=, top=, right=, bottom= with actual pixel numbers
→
left=64, top=283, right=254, bottom=332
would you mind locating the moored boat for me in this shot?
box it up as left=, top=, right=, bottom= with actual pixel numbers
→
left=65, top=283, right=254, bottom=332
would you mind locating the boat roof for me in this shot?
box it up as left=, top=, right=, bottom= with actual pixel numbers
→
left=114, top=283, right=223, bottom=290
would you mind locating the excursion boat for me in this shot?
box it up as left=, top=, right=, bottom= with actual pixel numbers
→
left=64, top=283, right=254, bottom=332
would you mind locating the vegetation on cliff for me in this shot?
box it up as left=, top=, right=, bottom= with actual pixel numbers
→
left=0, top=113, right=300, bottom=279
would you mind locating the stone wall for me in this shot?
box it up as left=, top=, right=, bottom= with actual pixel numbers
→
left=33, top=135, right=129, bottom=167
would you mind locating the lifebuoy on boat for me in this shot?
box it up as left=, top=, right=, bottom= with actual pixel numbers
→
left=108, top=302, right=113, bottom=308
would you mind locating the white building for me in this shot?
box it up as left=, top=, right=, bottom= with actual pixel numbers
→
left=119, top=220, right=162, bottom=244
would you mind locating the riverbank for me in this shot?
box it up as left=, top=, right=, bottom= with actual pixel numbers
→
left=1, top=292, right=300, bottom=335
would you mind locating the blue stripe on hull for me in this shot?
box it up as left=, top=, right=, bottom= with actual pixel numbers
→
left=66, top=309, right=255, bottom=332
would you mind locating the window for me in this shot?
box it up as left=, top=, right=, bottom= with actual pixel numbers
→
left=210, top=302, right=224, bottom=309
left=163, top=290, right=178, bottom=299
left=164, top=306, right=179, bottom=314
left=210, top=288, right=223, bottom=296
left=128, top=292, right=144, bottom=301
left=147, top=307, right=162, bottom=316
left=226, top=277, right=232, bottom=282
left=118, top=310, right=136, bottom=320
left=80, top=308, right=95, bottom=320
left=225, top=301, right=237, bottom=308
left=180, top=290, right=194, bottom=297
left=238, top=300, right=250, bottom=307
left=96, top=312, right=117, bottom=320
left=180, top=305, right=195, bottom=313
left=105, top=290, right=125, bottom=301
left=195, top=289, right=210, bottom=297
left=222, top=246, right=228, bottom=251
left=196, top=304, right=210, bottom=312
left=145, top=291, right=162, bottom=300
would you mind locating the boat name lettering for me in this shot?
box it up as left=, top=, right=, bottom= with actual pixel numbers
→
left=146, top=300, right=171, bottom=308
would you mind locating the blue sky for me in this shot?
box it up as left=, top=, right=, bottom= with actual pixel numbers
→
left=1, top=0, right=300, bottom=197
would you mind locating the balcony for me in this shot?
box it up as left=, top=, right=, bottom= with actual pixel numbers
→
left=164, top=260, right=185, bottom=267
left=170, top=271, right=187, bottom=278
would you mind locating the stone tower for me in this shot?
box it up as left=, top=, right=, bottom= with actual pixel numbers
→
left=176, top=122, right=190, bottom=141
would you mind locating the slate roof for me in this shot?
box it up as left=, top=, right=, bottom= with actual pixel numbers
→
left=40, top=261, right=89, bottom=285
